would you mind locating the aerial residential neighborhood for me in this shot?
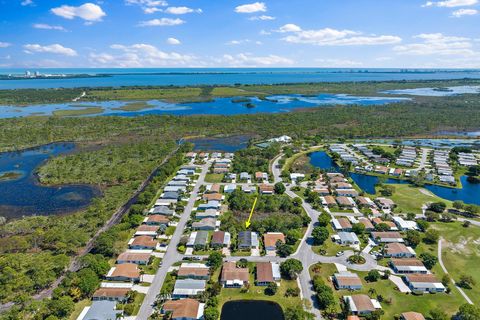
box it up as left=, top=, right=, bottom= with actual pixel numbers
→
left=2, top=1, right=480, bottom=320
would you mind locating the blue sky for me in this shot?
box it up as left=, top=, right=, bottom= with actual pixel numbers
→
left=0, top=0, right=479, bottom=68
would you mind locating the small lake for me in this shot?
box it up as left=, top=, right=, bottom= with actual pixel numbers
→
left=187, top=135, right=250, bottom=152
left=0, top=93, right=409, bottom=119
left=220, top=300, right=284, bottom=320
left=0, top=143, right=100, bottom=219
left=310, top=151, right=480, bottom=205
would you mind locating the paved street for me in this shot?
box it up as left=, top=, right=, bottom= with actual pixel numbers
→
left=136, top=163, right=209, bottom=320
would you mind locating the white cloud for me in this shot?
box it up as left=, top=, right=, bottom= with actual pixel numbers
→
left=226, top=39, right=262, bottom=45
left=393, top=33, right=475, bottom=56
left=423, top=0, right=477, bottom=7
left=33, top=23, right=67, bottom=31
left=138, top=18, right=185, bottom=26
left=278, top=24, right=302, bottom=33
left=23, top=44, right=77, bottom=56
left=0, top=42, right=11, bottom=48
left=165, top=6, right=202, bottom=14
left=89, top=43, right=195, bottom=67
left=249, top=15, right=275, bottom=21
left=51, top=3, right=106, bottom=22
left=21, top=0, right=34, bottom=6
left=167, top=37, right=181, bottom=45
left=314, top=58, right=363, bottom=67
left=219, top=53, right=293, bottom=67
left=452, top=8, right=478, bottom=16
left=278, top=24, right=402, bottom=46
left=260, top=29, right=272, bottom=35
left=235, top=2, right=267, bottom=13
left=125, top=0, right=168, bottom=14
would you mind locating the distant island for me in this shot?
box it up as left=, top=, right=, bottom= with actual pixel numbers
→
left=0, top=71, right=109, bottom=81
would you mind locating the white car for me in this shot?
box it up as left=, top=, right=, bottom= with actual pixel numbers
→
left=336, top=251, right=345, bottom=257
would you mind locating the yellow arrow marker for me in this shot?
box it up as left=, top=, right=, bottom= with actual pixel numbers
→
left=245, top=197, right=258, bottom=229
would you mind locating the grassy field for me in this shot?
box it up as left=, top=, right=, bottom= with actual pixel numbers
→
left=430, top=221, right=480, bottom=305
left=86, top=87, right=204, bottom=102
left=205, top=173, right=224, bottom=183
left=376, top=184, right=453, bottom=215
left=69, top=299, right=90, bottom=320
left=310, top=262, right=465, bottom=318
left=52, top=107, right=104, bottom=117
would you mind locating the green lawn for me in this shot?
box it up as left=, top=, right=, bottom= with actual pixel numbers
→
left=69, top=299, right=90, bottom=320
left=428, top=221, right=480, bottom=305
left=218, top=273, right=302, bottom=313
left=205, top=173, right=224, bottom=183
left=312, top=225, right=343, bottom=256
left=112, top=101, right=155, bottom=111
left=310, top=262, right=465, bottom=319
left=377, top=184, right=453, bottom=214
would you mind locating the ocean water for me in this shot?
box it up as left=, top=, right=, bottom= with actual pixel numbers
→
left=1, top=68, right=480, bottom=89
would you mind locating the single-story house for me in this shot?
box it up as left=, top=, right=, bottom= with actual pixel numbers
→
left=371, top=232, right=404, bottom=244
left=178, top=263, right=210, bottom=280
left=333, top=272, right=362, bottom=290
left=337, top=232, right=360, bottom=246
left=343, top=294, right=382, bottom=316
left=168, top=180, right=189, bottom=187
left=358, top=218, right=375, bottom=231
left=144, top=215, right=169, bottom=226
left=256, top=262, right=281, bottom=286
left=259, top=184, right=274, bottom=195
left=242, top=185, right=255, bottom=193
left=224, top=184, right=237, bottom=193
left=392, top=216, right=418, bottom=231
left=383, top=243, right=416, bottom=258
left=162, top=299, right=205, bottom=320
left=135, top=224, right=159, bottom=236
left=116, top=252, right=151, bottom=265
left=390, top=258, right=428, bottom=274
left=238, top=231, right=259, bottom=250
left=290, top=173, right=305, bottom=181
left=255, top=172, right=268, bottom=181
left=401, top=312, right=426, bottom=320
left=80, top=300, right=121, bottom=320
left=323, top=195, right=337, bottom=207
left=375, top=197, right=396, bottom=210
left=164, top=185, right=186, bottom=193
left=162, top=191, right=181, bottom=200
left=92, top=288, right=130, bottom=302
left=202, top=193, right=223, bottom=202
left=211, top=231, right=231, bottom=248
left=206, top=184, right=221, bottom=194
left=332, top=218, right=352, bottom=231
left=129, top=236, right=158, bottom=250
left=263, top=232, right=285, bottom=252
left=336, top=196, right=356, bottom=208
left=336, top=189, right=359, bottom=198
left=195, top=209, right=218, bottom=220
left=173, top=175, right=190, bottom=182
left=172, top=279, right=207, bottom=299
left=106, top=263, right=141, bottom=282
left=239, top=172, right=251, bottom=180
left=356, top=196, right=375, bottom=208
left=221, top=262, right=249, bottom=288
left=151, top=206, right=174, bottom=216
left=197, top=200, right=221, bottom=211
left=192, top=218, right=216, bottom=231
left=372, top=218, right=397, bottom=231
left=404, top=274, right=446, bottom=293
left=187, top=231, right=209, bottom=249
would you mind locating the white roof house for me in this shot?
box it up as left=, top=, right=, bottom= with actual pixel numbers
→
left=172, top=279, right=206, bottom=298
left=392, top=217, right=418, bottom=231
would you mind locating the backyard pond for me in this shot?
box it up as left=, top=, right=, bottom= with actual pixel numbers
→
left=220, top=300, right=284, bottom=320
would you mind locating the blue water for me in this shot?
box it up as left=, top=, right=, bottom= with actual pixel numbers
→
left=310, top=151, right=480, bottom=205
left=0, top=143, right=100, bottom=219
left=383, top=85, right=480, bottom=96
left=188, top=135, right=250, bottom=152
left=0, top=94, right=409, bottom=119
left=1, top=68, right=480, bottom=89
